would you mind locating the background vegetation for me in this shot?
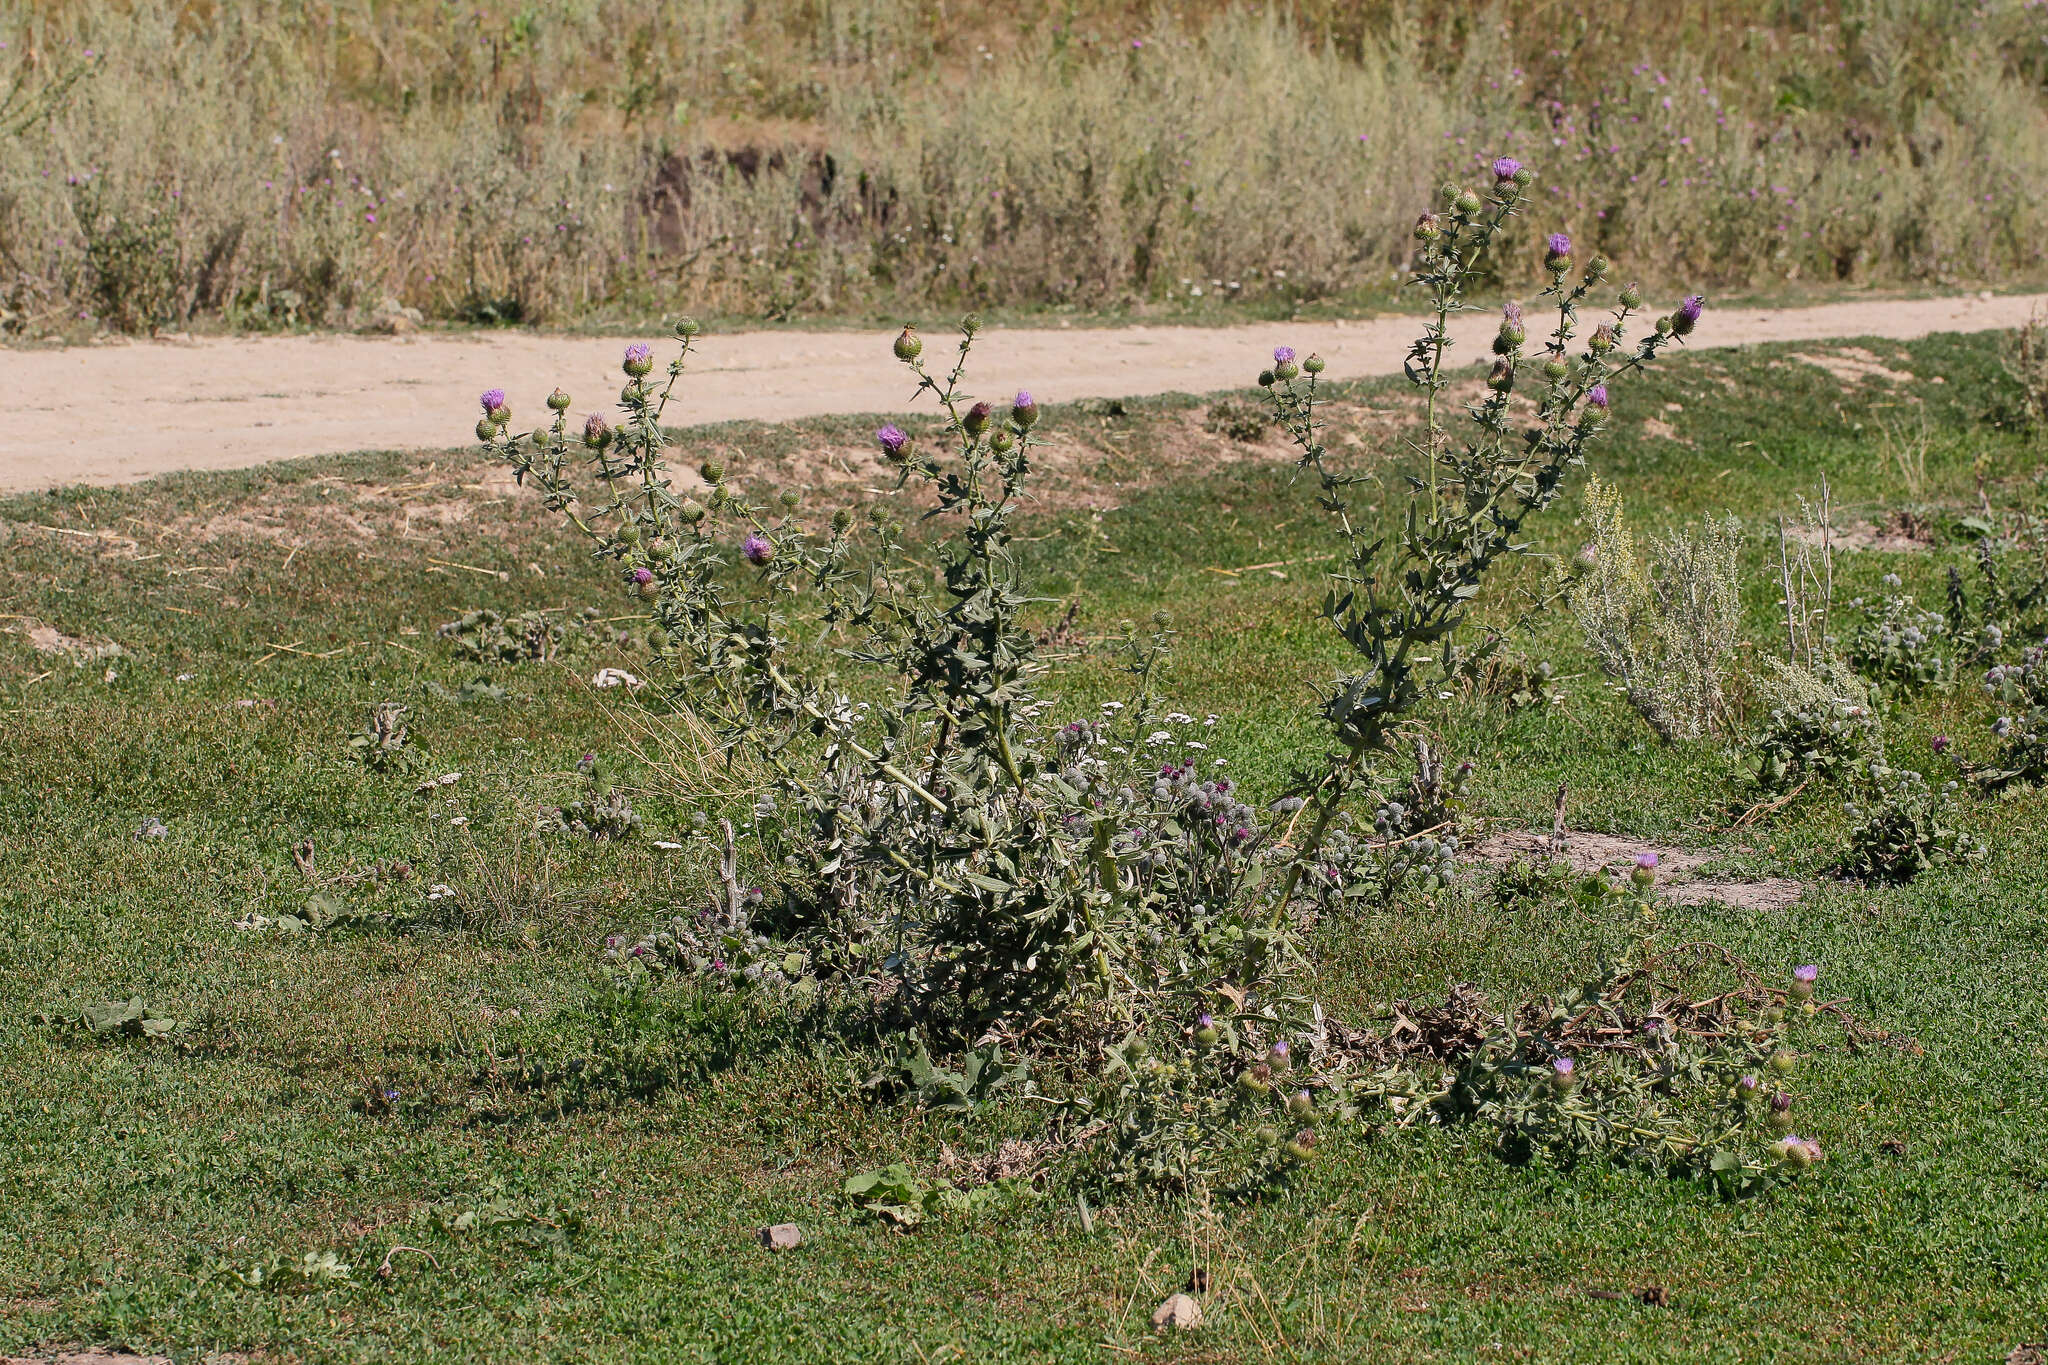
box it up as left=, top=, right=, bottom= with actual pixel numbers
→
left=4, top=0, right=2046, bottom=333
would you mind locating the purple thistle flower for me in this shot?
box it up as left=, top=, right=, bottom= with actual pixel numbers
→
left=630, top=567, right=654, bottom=585
left=1739, top=1073, right=1759, bottom=1092
left=741, top=534, right=773, bottom=566
left=1634, top=850, right=1654, bottom=869
left=1197, top=1013, right=1214, bottom=1029
left=1932, top=734, right=1951, bottom=754
left=1546, top=232, right=1572, bottom=257
left=582, top=412, right=610, bottom=446
left=1551, top=1056, right=1574, bottom=1076
left=1674, top=295, right=1705, bottom=335
left=623, top=341, right=653, bottom=368
left=1492, top=156, right=1523, bottom=182
left=1794, top=964, right=1819, bottom=984
left=1273, top=346, right=1296, bottom=365
left=875, top=423, right=908, bottom=455
left=1011, top=390, right=1039, bottom=427
left=1588, top=384, right=1611, bottom=409
left=1502, top=302, right=1523, bottom=327
left=1270, top=1040, right=1290, bottom=1059
left=479, top=388, right=507, bottom=416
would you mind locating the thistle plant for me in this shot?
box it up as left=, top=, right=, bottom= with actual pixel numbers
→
left=1255, top=166, right=1702, bottom=909
left=478, top=318, right=1296, bottom=1052
left=1979, top=645, right=2048, bottom=789
left=1838, top=762, right=1984, bottom=882
left=1335, top=947, right=1842, bottom=1188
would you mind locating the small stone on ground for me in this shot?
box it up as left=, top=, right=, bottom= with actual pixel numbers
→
left=1152, top=1293, right=1203, bottom=1329
left=758, top=1223, right=802, bottom=1250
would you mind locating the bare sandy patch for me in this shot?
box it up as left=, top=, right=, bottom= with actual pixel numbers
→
left=1470, top=827, right=1806, bottom=912
left=1790, top=346, right=1916, bottom=386
left=7, top=619, right=125, bottom=664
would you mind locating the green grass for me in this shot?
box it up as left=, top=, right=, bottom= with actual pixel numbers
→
left=3, top=332, right=2047, bottom=1362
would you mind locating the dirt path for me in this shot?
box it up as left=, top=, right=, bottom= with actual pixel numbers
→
left=3, top=292, right=2041, bottom=493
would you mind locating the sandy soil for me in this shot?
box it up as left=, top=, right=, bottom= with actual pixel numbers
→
left=3, top=291, right=2042, bottom=493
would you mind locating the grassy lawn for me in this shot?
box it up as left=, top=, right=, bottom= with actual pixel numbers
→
left=3, top=331, right=2045, bottom=1362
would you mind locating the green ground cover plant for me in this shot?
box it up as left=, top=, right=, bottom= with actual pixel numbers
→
left=3, top=313, right=2047, bottom=1358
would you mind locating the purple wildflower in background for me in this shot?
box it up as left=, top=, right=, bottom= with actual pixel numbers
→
left=1492, top=156, right=1522, bottom=182
left=742, top=534, right=773, bottom=565
left=1273, top=346, right=1295, bottom=365
left=875, top=422, right=908, bottom=455
left=479, top=388, right=506, bottom=416
left=1932, top=734, right=1951, bottom=754
left=1588, top=384, right=1611, bottom=409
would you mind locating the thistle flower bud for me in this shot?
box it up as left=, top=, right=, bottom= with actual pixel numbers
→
left=581, top=413, right=611, bottom=448
left=1589, top=324, right=1617, bottom=355
left=1495, top=302, right=1526, bottom=352
left=1550, top=1055, right=1576, bottom=1091
left=1413, top=212, right=1442, bottom=241
left=1585, top=254, right=1610, bottom=282
left=1619, top=281, right=1644, bottom=309
left=479, top=388, right=509, bottom=422
left=1257, top=369, right=1276, bottom=388
left=1283, top=1130, right=1316, bottom=1163
left=474, top=418, right=497, bottom=443
left=893, top=325, right=922, bottom=362
left=1454, top=189, right=1481, bottom=215
left=1440, top=182, right=1462, bottom=206
left=960, top=312, right=982, bottom=336
left=1542, top=357, right=1569, bottom=382
left=1011, top=390, right=1039, bottom=427
left=1303, top=353, right=1325, bottom=374
left=700, top=458, right=724, bottom=484
left=1487, top=359, right=1514, bottom=393
left=1770, top=1049, right=1798, bottom=1076
left=622, top=342, right=654, bottom=378
left=1237, top=1069, right=1270, bottom=1096
left=1193, top=1012, right=1220, bottom=1049
left=1673, top=295, right=1705, bottom=336
left=1790, top=964, right=1819, bottom=1001
left=1269, top=1039, right=1292, bottom=1072
left=1544, top=233, right=1572, bottom=271
left=990, top=428, right=1016, bottom=454
left=741, top=534, right=773, bottom=566
left=674, top=315, right=701, bottom=337
left=680, top=499, right=706, bottom=523
left=831, top=507, right=854, bottom=534
left=546, top=388, right=572, bottom=411
left=646, top=537, right=673, bottom=561
left=1738, top=1073, right=1760, bottom=1099
left=963, top=401, right=993, bottom=436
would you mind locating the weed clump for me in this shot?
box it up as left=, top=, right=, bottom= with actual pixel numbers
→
left=477, top=161, right=1837, bottom=1200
